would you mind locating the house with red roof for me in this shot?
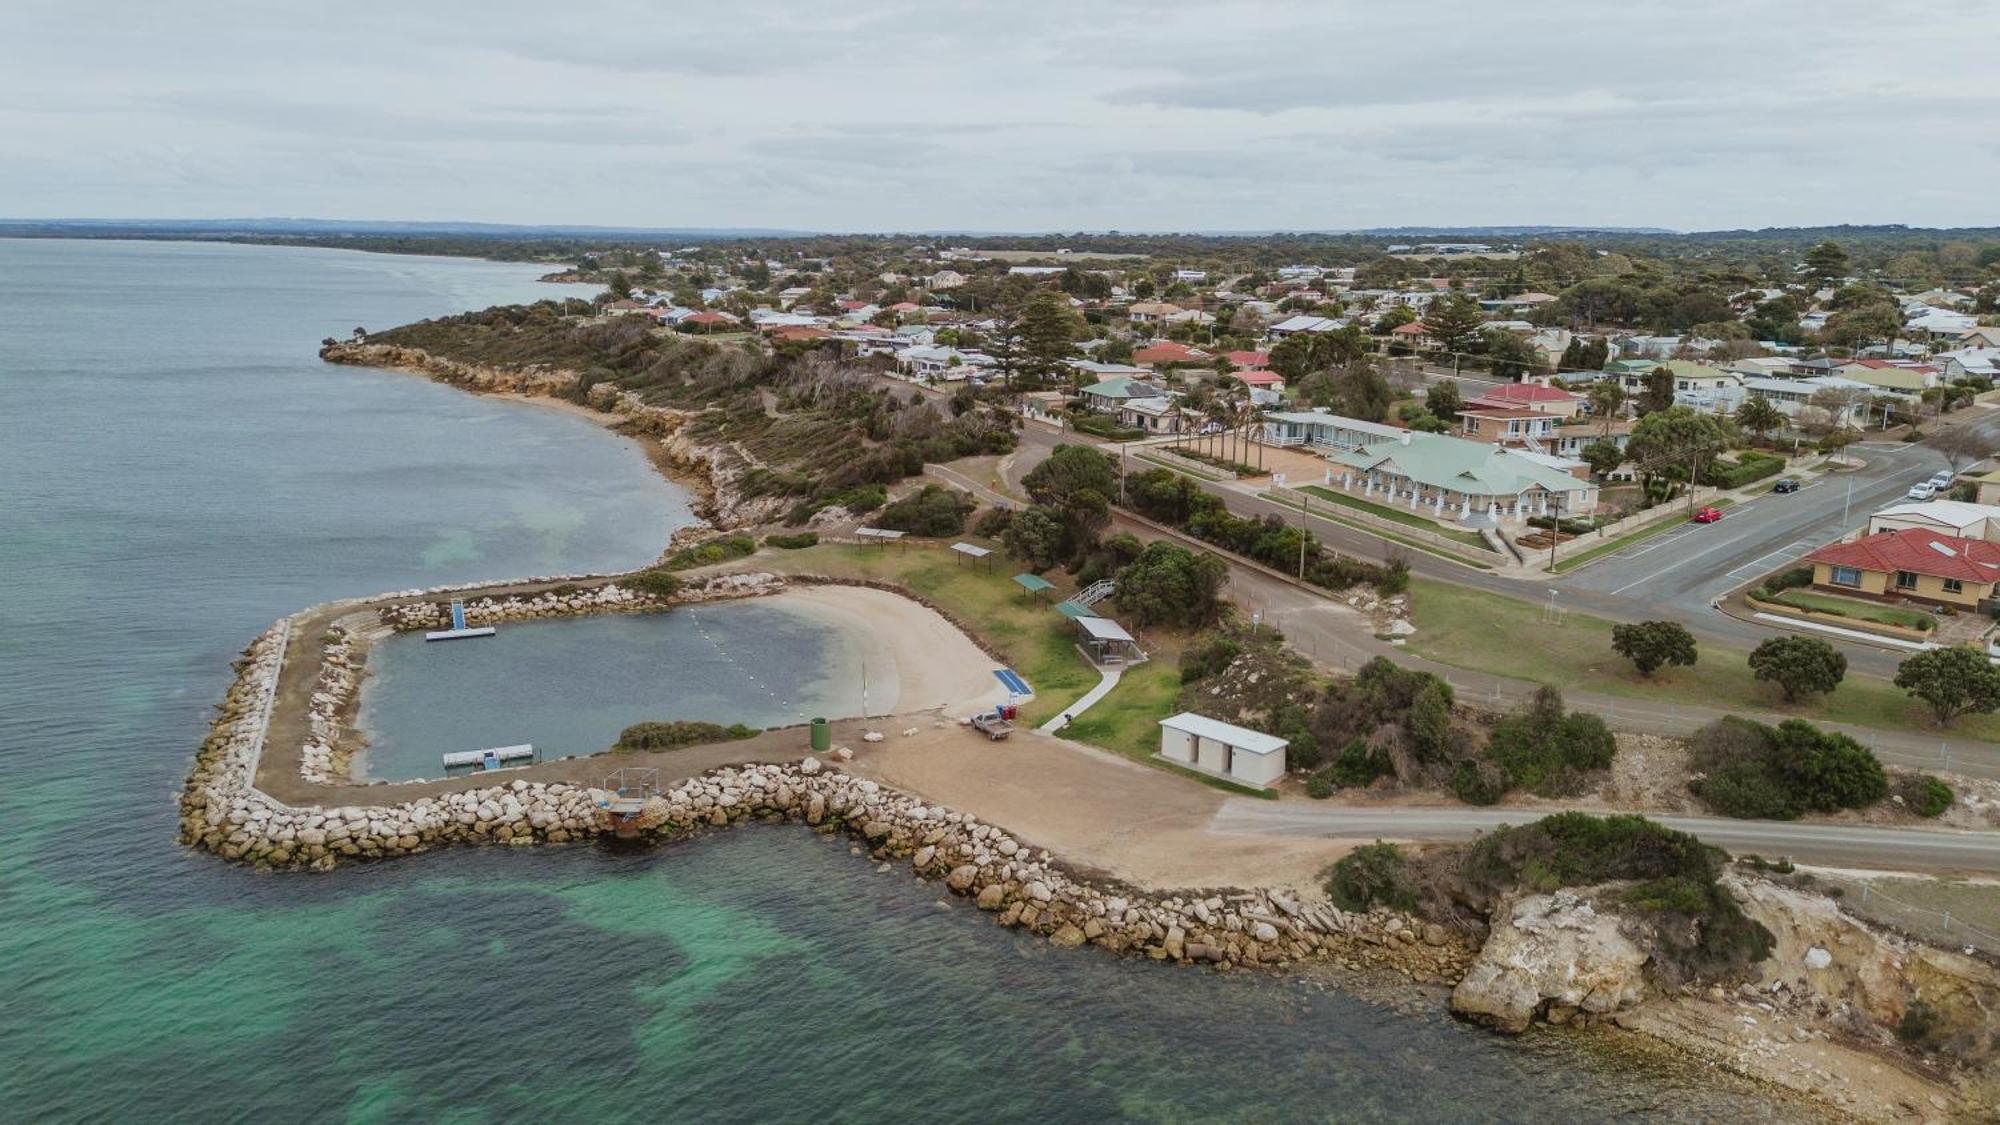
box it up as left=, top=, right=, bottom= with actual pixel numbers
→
left=1132, top=341, right=1211, bottom=368
left=1804, top=528, right=2000, bottom=610
left=1465, top=383, right=1582, bottom=419
left=1226, top=349, right=1271, bottom=370
left=682, top=310, right=740, bottom=332
left=1232, top=369, right=1285, bottom=391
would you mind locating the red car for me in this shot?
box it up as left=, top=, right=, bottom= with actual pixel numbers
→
left=1691, top=506, right=1724, bottom=524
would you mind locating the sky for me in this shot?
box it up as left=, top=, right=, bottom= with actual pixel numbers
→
left=4, top=0, right=1997, bottom=233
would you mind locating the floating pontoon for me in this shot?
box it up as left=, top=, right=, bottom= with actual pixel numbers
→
left=424, top=599, right=496, bottom=642
left=441, top=743, right=534, bottom=770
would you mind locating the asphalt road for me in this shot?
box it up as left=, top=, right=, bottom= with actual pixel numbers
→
left=1210, top=799, right=2000, bottom=874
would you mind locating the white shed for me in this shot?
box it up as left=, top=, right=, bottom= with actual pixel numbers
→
left=1157, top=712, right=1289, bottom=789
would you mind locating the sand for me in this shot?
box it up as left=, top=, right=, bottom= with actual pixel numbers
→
left=774, top=584, right=1012, bottom=718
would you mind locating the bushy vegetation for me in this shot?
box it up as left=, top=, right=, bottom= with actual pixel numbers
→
left=1124, top=467, right=1407, bottom=595
left=659, top=533, right=758, bottom=570
left=1702, top=450, right=1787, bottom=489
left=1755, top=566, right=1815, bottom=597
left=1112, top=541, right=1230, bottom=627
left=764, top=531, right=820, bottom=549
left=1461, top=813, right=1774, bottom=985
left=1611, top=620, right=1697, bottom=677
left=873, top=484, right=975, bottom=537
left=1901, top=775, right=1955, bottom=818
left=1688, top=716, right=1888, bottom=819
left=1325, top=842, right=1418, bottom=913
left=1894, top=646, right=2000, bottom=726
left=370, top=306, right=1016, bottom=516
left=625, top=569, right=681, bottom=598
left=613, top=720, right=758, bottom=752
left=1747, top=635, right=1847, bottom=701
left=1483, top=686, right=1617, bottom=796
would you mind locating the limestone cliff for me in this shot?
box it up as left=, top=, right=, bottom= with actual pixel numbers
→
left=1450, top=890, right=1650, bottom=1033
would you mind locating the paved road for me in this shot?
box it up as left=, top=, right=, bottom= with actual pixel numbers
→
left=1211, top=799, right=2000, bottom=874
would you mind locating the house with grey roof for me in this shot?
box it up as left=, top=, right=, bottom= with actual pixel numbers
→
left=1327, top=430, right=1597, bottom=524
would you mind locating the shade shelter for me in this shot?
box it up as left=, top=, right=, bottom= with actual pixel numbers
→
left=1074, top=614, right=1141, bottom=664
left=1157, top=712, right=1288, bottom=789
left=856, top=527, right=906, bottom=548
left=950, top=541, right=992, bottom=567
left=1013, top=573, right=1055, bottom=602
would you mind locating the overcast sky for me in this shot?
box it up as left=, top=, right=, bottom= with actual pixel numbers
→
left=5, top=1, right=1996, bottom=232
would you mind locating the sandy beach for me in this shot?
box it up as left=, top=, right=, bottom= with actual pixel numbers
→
left=774, top=584, right=1013, bottom=717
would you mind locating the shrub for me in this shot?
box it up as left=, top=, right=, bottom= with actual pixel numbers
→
left=1702, top=451, right=1786, bottom=489
left=765, top=531, right=820, bottom=550
left=1760, top=566, right=1814, bottom=594
left=972, top=506, right=1013, bottom=538
left=1179, top=635, right=1241, bottom=684
left=1611, top=620, right=1698, bottom=677
left=625, top=569, right=681, bottom=599
left=1894, top=645, right=2000, bottom=726
left=1688, top=716, right=1886, bottom=818
left=613, top=720, right=758, bottom=752
left=1113, top=541, right=1230, bottom=627
left=1305, top=769, right=1338, bottom=799
left=659, top=533, right=758, bottom=571
left=1328, top=739, right=1388, bottom=788
left=874, top=484, right=976, bottom=537
left=1484, top=686, right=1617, bottom=796
left=1450, top=759, right=1507, bottom=805
left=1748, top=635, right=1846, bottom=702
left=1903, top=775, right=1954, bottom=818
left=1896, top=1002, right=1939, bottom=1045
left=1326, top=842, right=1417, bottom=912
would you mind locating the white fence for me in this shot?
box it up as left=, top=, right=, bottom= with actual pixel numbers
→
left=1264, top=482, right=1499, bottom=564
left=1806, top=872, right=2000, bottom=956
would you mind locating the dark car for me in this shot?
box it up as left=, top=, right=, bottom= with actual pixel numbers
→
left=1772, top=478, right=1800, bottom=494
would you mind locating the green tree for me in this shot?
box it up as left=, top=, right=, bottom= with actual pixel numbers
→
left=603, top=270, right=634, bottom=301
left=1483, top=329, right=1545, bottom=380
left=1734, top=394, right=1785, bottom=443
left=1637, top=367, right=1676, bottom=415
left=1017, top=288, right=1081, bottom=384
left=1332, top=364, right=1394, bottom=422
left=1894, top=646, right=2000, bottom=726
left=1804, top=241, right=1851, bottom=286
left=1748, top=635, right=1846, bottom=703
left=1611, top=620, right=1698, bottom=677
left=1375, top=305, right=1417, bottom=334
left=1559, top=336, right=1611, bottom=373
left=1023, top=443, right=1118, bottom=508
left=873, top=484, right=975, bottom=537
left=1421, top=292, right=1486, bottom=355
left=1111, top=541, right=1230, bottom=627
left=1424, top=379, right=1463, bottom=422
left=1627, top=405, right=1725, bottom=487
left=1586, top=381, right=1627, bottom=435
left=1580, top=439, right=1626, bottom=479
left=1000, top=505, right=1065, bottom=571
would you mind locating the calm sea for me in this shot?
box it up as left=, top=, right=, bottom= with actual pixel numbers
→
left=0, top=238, right=1800, bottom=1122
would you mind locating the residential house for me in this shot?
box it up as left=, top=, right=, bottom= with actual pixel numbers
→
left=1835, top=360, right=1939, bottom=395
left=1327, top=430, right=1598, bottom=524
left=1232, top=370, right=1285, bottom=393
left=1127, top=301, right=1185, bottom=324
left=1959, top=327, right=2000, bottom=350
left=1068, top=359, right=1151, bottom=381
left=1079, top=376, right=1166, bottom=414
left=1132, top=341, right=1211, bottom=368
left=1940, top=347, right=2000, bottom=382
left=1269, top=314, right=1344, bottom=336
left=1226, top=349, right=1271, bottom=370
left=682, top=310, right=739, bottom=332
left=1458, top=407, right=1559, bottom=449
left=1598, top=358, right=1660, bottom=392
left=1804, top=528, right=2000, bottom=611
left=1117, top=395, right=1183, bottom=435
left=927, top=270, right=968, bottom=290
left=1968, top=467, right=2000, bottom=506
left=1465, top=383, right=1582, bottom=419
left=1390, top=321, right=1432, bottom=347
left=1906, top=307, right=1978, bottom=342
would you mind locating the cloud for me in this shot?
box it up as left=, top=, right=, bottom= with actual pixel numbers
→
left=1, top=0, right=1999, bottom=229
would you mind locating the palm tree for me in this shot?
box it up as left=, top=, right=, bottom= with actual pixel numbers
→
left=1735, top=394, right=1784, bottom=445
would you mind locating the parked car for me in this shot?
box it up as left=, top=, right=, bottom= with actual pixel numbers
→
left=1772, top=478, right=1800, bottom=494
left=1692, top=506, right=1724, bottom=523
left=1907, top=482, right=1937, bottom=501
left=1930, top=470, right=1955, bottom=489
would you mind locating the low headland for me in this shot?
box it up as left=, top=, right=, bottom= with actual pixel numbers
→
left=167, top=320, right=2000, bottom=1119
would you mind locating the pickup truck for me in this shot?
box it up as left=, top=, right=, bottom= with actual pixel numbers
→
left=970, top=712, right=1015, bottom=740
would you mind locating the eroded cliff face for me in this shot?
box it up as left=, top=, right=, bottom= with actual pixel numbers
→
left=318, top=341, right=786, bottom=529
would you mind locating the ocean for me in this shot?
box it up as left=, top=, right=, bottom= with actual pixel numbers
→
left=0, top=238, right=1801, bottom=1122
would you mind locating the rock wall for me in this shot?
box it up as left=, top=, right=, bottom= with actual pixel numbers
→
left=178, top=595, right=1470, bottom=980
left=319, top=341, right=783, bottom=528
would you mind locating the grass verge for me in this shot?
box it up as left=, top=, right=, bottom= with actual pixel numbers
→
left=1404, top=578, right=2000, bottom=742
left=1297, top=484, right=1492, bottom=548
left=1767, top=590, right=1937, bottom=632
left=1550, top=501, right=1734, bottom=574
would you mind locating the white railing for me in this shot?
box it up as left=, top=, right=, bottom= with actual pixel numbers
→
left=1074, top=579, right=1117, bottom=607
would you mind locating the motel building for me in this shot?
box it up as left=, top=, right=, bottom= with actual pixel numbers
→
left=1157, top=712, right=1288, bottom=789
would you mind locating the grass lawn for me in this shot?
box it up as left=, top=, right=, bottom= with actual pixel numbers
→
left=1768, top=589, right=1937, bottom=632
left=1297, top=484, right=1491, bottom=548
left=1054, top=638, right=1277, bottom=799
left=1404, top=578, right=2000, bottom=741
left=1551, top=501, right=1734, bottom=574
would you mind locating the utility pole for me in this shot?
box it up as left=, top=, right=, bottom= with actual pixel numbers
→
left=1298, top=493, right=1311, bottom=579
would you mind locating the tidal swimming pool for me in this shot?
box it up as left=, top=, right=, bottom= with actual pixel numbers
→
left=355, top=599, right=878, bottom=780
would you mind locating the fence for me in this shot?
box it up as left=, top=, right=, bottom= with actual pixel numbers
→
left=1804, top=872, right=2000, bottom=956
left=1264, top=482, right=1500, bottom=566
left=1133, top=447, right=1234, bottom=482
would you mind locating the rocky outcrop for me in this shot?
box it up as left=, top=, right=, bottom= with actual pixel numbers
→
left=1450, top=890, right=1650, bottom=1033
left=319, top=341, right=782, bottom=528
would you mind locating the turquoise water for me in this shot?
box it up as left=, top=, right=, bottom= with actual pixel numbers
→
left=357, top=602, right=869, bottom=780
left=0, top=239, right=1803, bottom=1122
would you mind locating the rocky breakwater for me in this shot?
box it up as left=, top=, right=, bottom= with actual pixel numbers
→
left=376, top=571, right=782, bottom=632
left=319, top=340, right=783, bottom=528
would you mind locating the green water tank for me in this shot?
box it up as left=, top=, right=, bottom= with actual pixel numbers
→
left=809, top=717, right=831, bottom=753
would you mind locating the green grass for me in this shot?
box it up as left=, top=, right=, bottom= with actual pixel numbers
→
left=1550, top=501, right=1734, bottom=574
left=1297, top=484, right=1491, bottom=547
left=1767, top=590, right=1937, bottom=631
left=1404, top=578, right=2000, bottom=741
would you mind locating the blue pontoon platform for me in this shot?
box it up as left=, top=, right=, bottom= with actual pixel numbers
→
left=425, top=599, right=496, bottom=642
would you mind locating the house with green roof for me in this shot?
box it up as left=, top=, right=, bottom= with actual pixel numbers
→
left=1078, top=376, right=1165, bottom=414
left=1328, top=430, right=1598, bottom=524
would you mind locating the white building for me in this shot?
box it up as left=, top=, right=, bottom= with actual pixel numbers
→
left=1158, top=712, right=1289, bottom=789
